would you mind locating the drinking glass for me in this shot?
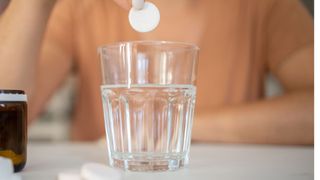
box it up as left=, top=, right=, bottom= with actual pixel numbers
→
left=99, top=41, right=199, bottom=171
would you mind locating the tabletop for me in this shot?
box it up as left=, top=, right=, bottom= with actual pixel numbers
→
left=19, top=143, right=313, bottom=180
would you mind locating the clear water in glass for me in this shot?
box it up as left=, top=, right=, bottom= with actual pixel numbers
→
left=101, top=84, right=196, bottom=171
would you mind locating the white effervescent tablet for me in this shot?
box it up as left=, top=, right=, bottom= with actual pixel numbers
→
left=129, top=2, right=160, bottom=32
left=58, top=172, right=81, bottom=180
left=0, top=157, right=14, bottom=178
left=81, top=163, right=122, bottom=180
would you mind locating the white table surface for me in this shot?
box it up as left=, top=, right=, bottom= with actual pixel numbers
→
left=19, top=143, right=313, bottom=180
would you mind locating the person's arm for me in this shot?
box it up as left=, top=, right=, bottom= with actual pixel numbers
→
left=0, top=0, right=56, bottom=95
left=0, top=0, right=75, bottom=123
left=29, top=0, right=131, bottom=121
left=192, top=0, right=314, bottom=145
left=193, top=47, right=313, bottom=145
left=193, top=82, right=313, bottom=145
left=0, top=0, right=131, bottom=122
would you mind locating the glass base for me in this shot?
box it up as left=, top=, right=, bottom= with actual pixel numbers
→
left=111, top=158, right=187, bottom=171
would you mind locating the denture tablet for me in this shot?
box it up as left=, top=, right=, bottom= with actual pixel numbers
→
left=81, top=163, right=122, bottom=180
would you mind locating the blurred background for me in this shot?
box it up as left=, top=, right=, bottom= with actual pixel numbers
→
left=28, top=0, right=314, bottom=142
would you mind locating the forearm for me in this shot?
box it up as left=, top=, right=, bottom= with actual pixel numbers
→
left=0, top=0, right=56, bottom=95
left=192, top=90, right=314, bottom=145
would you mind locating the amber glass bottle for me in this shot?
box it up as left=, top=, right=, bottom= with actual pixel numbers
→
left=0, top=90, right=27, bottom=172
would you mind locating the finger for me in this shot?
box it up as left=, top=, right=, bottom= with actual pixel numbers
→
left=132, top=0, right=144, bottom=10
left=114, top=0, right=131, bottom=10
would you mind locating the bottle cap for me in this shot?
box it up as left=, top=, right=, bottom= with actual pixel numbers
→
left=0, top=90, right=27, bottom=102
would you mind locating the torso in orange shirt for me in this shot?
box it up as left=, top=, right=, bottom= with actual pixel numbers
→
left=40, top=0, right=312, bottom=140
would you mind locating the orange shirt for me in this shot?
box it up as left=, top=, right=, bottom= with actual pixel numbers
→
left=40, top=0, right=313, bottom=140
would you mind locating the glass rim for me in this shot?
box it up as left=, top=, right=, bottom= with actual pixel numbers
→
left=98, top=40, right=200, bottom=51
